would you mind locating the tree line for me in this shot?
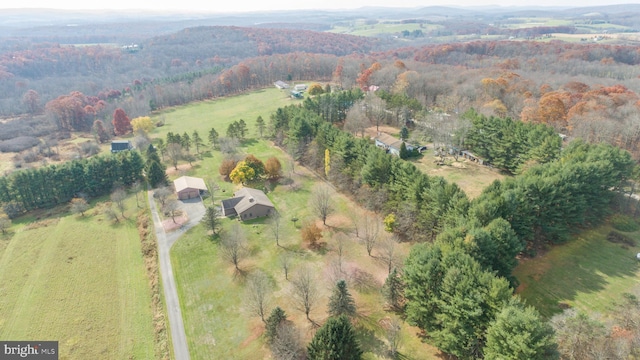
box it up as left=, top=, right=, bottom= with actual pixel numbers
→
left=0, top=151, right=144, bottom=215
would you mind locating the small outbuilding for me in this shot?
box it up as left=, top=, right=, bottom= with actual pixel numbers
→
left=221, top=187, right=275, bottom=221
left=294, top=84, right=308, bottom=91
left=374, top=133, right=414, bottom=156
left=111, top=140, right=132, bottom=153
left=174, top=176, right=207, bottom=200
left=274, top=81, right=289, bottom=89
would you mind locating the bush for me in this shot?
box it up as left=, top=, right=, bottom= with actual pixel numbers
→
left=607, top=231, right=636, bottom=246
left=610, top=214, right=640, bottom=232
left=79, top=141, right=100, bottom=157
left=0, top=136, right=40, bottom=152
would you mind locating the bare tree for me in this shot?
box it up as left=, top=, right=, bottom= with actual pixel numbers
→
left=384, top=317, right=403, bottom=358
left=361, top=213, right=380, bottom=257
left=110, top=188, right=127, bottom=218
left=219, top=137, right=239, bottom=155
left=166, top=142, right=183, bottom=170
left=334, top=232, right=347, bottom=273
left=269, top=211, right=282, bottom=247
left=163, top=199, right=181, bottom=224
left=244, top=270, right=273, bottom=323
left=221, top=222, right=248, bottom=271
left=70, top=197, right=89, bottom=216
left=379, top=235, right=399, bottom=274
left=344, top=101, right=371, bottom=138
left=205, top=178, right=220, bottom=206
left=130, top=180, right=143, bottom=208
left=279, top=252, right=293, bottom=281
left=290, top=265, right=320, bottom=322
left=153, top=187, right=173, bottom=208
left=364, top=94, right=388, bottom=132
left=310, top=184, right=334, bottom=226
left=271, top=322, right=304, bottom=360
left=104, top=203, right=120, bottom=223
left=349, top=210, right=361, bottom=237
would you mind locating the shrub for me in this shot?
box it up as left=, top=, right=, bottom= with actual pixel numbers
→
left=606, top=231, right=636, bottom=246
left=610, top=214, right=640, bottom=232
left=0, top=136, right=40, bottom=152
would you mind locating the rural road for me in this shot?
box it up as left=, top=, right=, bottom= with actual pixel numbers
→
left=148, top=192, right=206, bottom=360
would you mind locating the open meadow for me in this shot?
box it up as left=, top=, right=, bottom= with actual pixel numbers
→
left=514, top=224, right=640, bottom=319
left=150, top=90, right=443, bottom=359
left=0, top=198, right=157, bottom=359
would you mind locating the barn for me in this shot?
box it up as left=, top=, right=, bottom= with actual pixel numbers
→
left=173, top=176, right=207, bottom=200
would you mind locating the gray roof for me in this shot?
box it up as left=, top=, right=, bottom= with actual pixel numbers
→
left=232, top=187, right=275, bottom=214
left=375, top=133, right=405, bottom=151
left=173, top=176, right=207, bottom=193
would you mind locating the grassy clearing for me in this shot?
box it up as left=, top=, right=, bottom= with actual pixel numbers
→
left=150, top=87, right=297, bottom=142
left=514, top=224, right=640, bottom=319
left=410, top=148, right=505, bottom=199
left=329, top=21, right=441, bottom=37
left=0, top=197, right=156, bottom=359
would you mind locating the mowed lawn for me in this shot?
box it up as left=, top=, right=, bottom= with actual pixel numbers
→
left=155, top=90, right=443, bottom=358
left=151, top=87, right=297, bottom=141
left=514, top=225, right=640, bottom=318
left=0, top=201, right=156, bottom=359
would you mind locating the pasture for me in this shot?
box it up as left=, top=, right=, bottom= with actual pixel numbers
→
left=0, top=198, right=156, bottom=359
left=514, top=224, right=640, bottom=318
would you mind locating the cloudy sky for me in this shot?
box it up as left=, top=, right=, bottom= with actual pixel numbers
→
left=2, top=0, right=637, bottom=12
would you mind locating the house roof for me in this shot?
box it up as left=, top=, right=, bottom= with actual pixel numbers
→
left=112, top=140, right=130, bottom=144
left=232, top=187, right=275, bottom=214
left=375, top=133, right=405, bottom=150
left=173, top=176, right=207, bottom=193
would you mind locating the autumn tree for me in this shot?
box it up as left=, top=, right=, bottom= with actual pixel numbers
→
left=219, top=158, right=238, bottom=181
left=229, top=161, right=256, bottom=185
left=93, top=120, right=110, bottom=143
left=131, top=116, right=154, bottom=134
left=264, top=157, right=282, bottom=180
left=112, top=108, right=131, bottom=136
left=22, top=89, right=41, bottom=114
left=301, top=222, right=323, bottom=248
left=244, top=154, right=265, bottom=178
left=308, top=83, right=324, bottom=96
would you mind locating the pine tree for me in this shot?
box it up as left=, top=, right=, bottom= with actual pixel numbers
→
left=400, top=126, right=409, bottom=140
left=264, top=306, right=287, bottom=344
left=383, top=268, right=404, bottom=310
left=208, top=128, right=219, bottom=149
left=399, top=142, right=409, bottom=159
left=256, top=116, right=266, bottom=138
left=328, top=280, right=356, bottom=318
left=307, top=315, right=362, bottom=360
left=201, top=206, right=221, bottom=238
left=192, top=130, right=203, bottom=154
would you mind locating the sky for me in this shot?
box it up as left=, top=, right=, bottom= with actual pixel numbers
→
left=2, top=0, right=638, bottom=12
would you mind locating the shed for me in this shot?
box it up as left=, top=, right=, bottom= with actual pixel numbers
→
left=111, top=140, right=132, bottom=153
left=174, top=176, right=207, bottom=200
left=221, top=187, right=275, bottom=220
left=460, top=150, right=485, bottom=165
left=274, top=81, right=289, bottom=89
left=294, top=84, right=308, bottom=91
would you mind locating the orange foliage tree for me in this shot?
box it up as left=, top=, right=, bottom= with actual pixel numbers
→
left=112, top=108, right=131, bottom=136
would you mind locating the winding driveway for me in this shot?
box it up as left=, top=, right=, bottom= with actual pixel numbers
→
left=148, top=193, right=206, bottom=360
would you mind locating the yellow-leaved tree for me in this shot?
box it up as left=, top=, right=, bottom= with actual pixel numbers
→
left=131, top=116, right=154, bottom=134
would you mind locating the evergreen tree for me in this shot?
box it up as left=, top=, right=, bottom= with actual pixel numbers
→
left=307, top=315, right=362, bottom=360
left=485, top=300, right=558, bottom=360
left=256, top=116, right=266, bottom=138
left=208, top=128, right=219, bottom=149
left=383, top=268, right=404, bottom=310
left=181, top=132, right=191, bottom=153
left=192, top=130, right=204, bottom=154
left=328, top=280, right=356, bottom=318
left=399, top=142, right=409, bottom=159
left=201, top=206, right=221, bottom=237
left=147, top=160, right=167, bottom=188
left=238, top=119, right=248, bottom=138
left=400, top=126, right=409, bottom=140
left=264, top=306, right=287, bottom=344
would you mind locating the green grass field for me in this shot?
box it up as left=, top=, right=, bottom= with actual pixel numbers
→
left=0, top=198, right=156, bottom=359
left=153, top=89, right=443, bottom=359
left=329, top=21, right=441, bottom=37
left=514, top=225, right=640, bottom=319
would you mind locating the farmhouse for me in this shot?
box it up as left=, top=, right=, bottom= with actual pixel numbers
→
left=111, top=140, right=132, bottom=153
left=174, top=176, right=207, bottom=200
left=374, top=133, right=414, bottom=156
left=274, top=81, right=289, bottom=89
left=221, top=187, right=275, bottom=220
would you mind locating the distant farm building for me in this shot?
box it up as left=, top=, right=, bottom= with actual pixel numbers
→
left=274, top=81, right=289, bottom=89
left=221, top=187, right=275, bottom=221
left=460, top=150, right=485, bottom=165
left=174, top=176, right=207, bottom=200
left=294, top=84, right=308, bottom=91
left=374, top=133, right=413, bottom=156
left=111, top=140, right=132, bottom=153
left=290, top=90, right=304, bottom=99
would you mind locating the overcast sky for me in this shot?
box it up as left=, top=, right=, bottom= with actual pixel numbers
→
left=3, top=0, right=638, bottom=12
